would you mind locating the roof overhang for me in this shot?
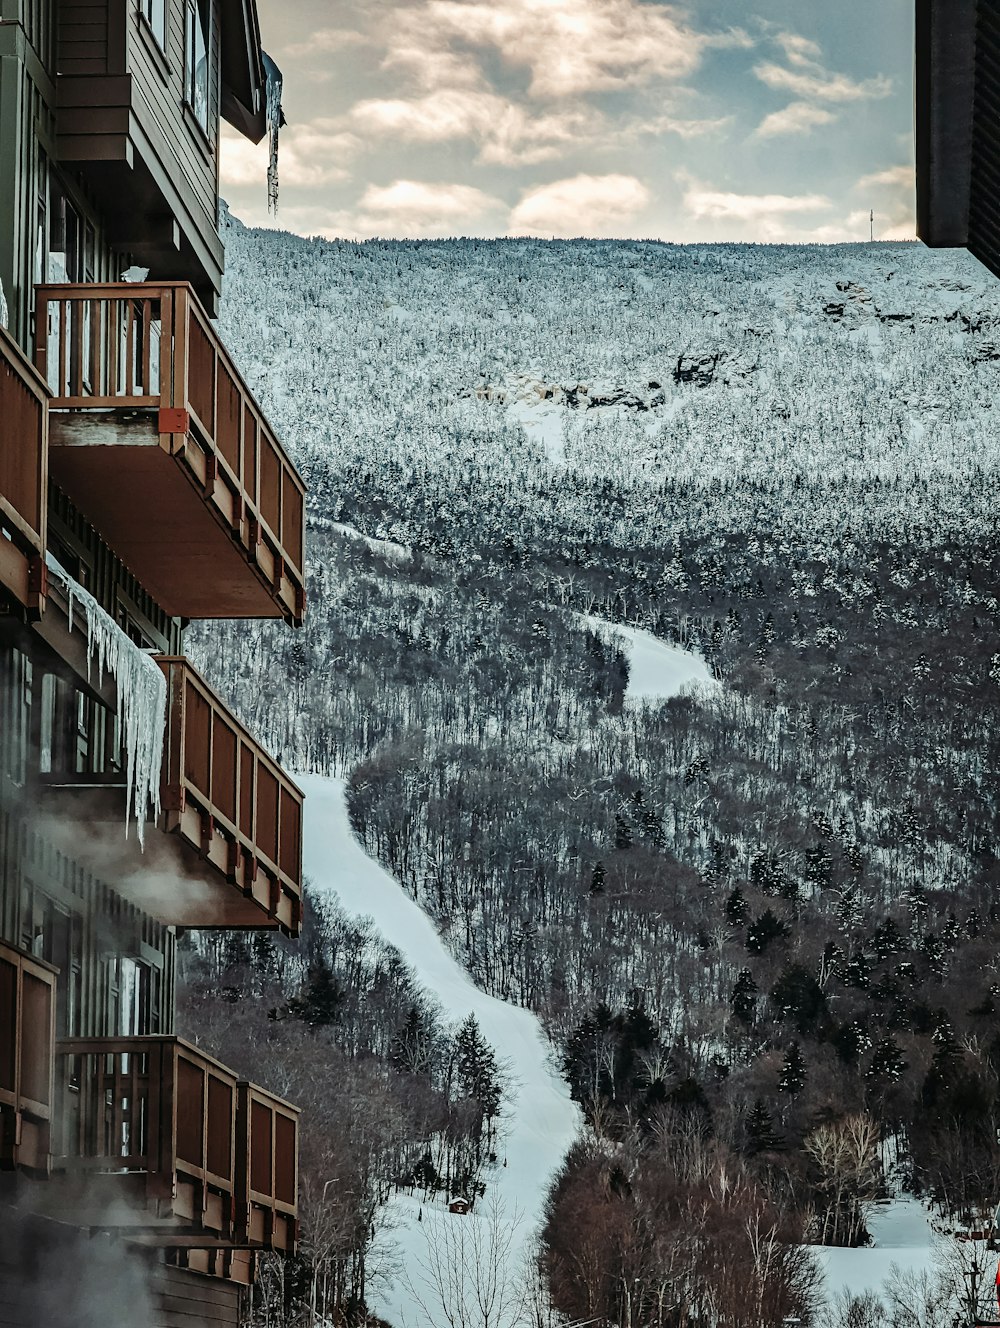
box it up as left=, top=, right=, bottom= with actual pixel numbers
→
left=916, top=0, right=1000, bottom=277
left=220, top=0, right=267, bottom=143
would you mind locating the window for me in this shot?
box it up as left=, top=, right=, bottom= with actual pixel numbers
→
left=47, top=178, right=80, bottom=283
left=139, top=0, right=166, bottom=49
left=184, top=0, right=210, bottom=133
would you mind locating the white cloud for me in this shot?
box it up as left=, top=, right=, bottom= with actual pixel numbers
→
left=750, top=32, right=892, bottom=146
left=774, top=32, right=824, bottom=68
left=755, top=101, right=835, bottom=139
left=349, top=90, right=600, bottom=166
left=219, top=122, right=357, bottom=190
left=683, top=183, right=831, bottom=223
left=857, top=165, right=915, bottom=191
left=382, top=0, right=727, bottom=100
left=853, top=165, right=916, bottom=240
left=284, top=28, right=369, bottom=57
left=341, top=180, right=504, bottom=238
left=509, top=174, right=651, bottom=238
left=679, top=176, right=835, bottom=240
left=754, top=61, right=891, bottom=105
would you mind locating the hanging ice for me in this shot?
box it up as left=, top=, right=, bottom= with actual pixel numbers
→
left=46, top=555, right=166, bottom=848
left=262, top=51, right=284, bottom=214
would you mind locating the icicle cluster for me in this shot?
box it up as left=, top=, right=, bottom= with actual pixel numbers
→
left=46, top=555, right=166, bottom=847
left=263, top=52, right=283, bottom=214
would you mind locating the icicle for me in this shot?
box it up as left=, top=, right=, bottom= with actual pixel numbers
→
left=46, top=555, right=166, bottom=848
left=262, top=52, right=284, bottom=214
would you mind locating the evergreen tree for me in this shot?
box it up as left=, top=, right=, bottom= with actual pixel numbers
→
left=746, top=909, right=790, bottom=954
left=744, top=1098, right=783, bottom=1154
left=589, top=861, right=606, bottom=895
left=725, top=886, right=749, bottom=925
left=778, top=1042, right=807, bottom=1096
left=731, top=968, right=759, bottom=1026
left=866, top=1035, right=907, bottom=1084
left=289, top=953, right=343, bottom=1027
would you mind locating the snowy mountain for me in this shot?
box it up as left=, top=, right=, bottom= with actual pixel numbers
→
left=182, top=217, right=1000, bottom=1327
left=219, top=216, right=1000, bottom=551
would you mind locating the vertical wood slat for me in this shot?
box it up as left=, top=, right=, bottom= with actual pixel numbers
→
left=106, top=295, right=119, bottom=397
left=71, top=300, right=85, bottom=398
left=124, top=298, right=135, bottom=397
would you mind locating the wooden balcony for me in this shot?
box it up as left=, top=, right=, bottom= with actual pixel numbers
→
left=51, top=1036, right=298, bottom=1255
left=35, top=282, right=306, bottom=626
left=0, top=327, right=48, bottom=617
left=36, top=653, right=303, bottom=936
left=0, top=940, right=57, bottom=1174
left=156, top=657, right=303, bottom=936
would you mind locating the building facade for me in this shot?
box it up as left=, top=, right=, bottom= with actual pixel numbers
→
left=916, top=0, right=1000, bottom=278
left=0, top=1, right=306, bottom=1323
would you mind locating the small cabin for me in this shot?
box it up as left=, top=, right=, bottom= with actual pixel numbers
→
left=448, top=1196, right=471, bottom=1215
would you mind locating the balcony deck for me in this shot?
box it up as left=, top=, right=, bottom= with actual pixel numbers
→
left=35, top=282, right=305, bottom=626
left=49, top=1036, right=298, bottom=1254
left=0, top=328, right=48, bottom=617
left=0, top=940, right=57, bottom=1174
left=37, top=653, right=303, bottom=936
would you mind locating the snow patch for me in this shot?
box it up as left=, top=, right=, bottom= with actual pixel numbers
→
left=579, top=615, right=716, bottom=703
left=816, top=1197, right=936, bottom=1301
left=508, top=398, right=566, bottom=465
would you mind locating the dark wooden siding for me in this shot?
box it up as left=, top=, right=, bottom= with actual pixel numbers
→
left=57, top=0, right=110, bottom=76
left=125, top=0, right=220, bottom=240
left=149, top=1264, right=242, bottom=1328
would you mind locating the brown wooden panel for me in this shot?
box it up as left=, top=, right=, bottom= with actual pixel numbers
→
left=19, top=974, right=51, bottom=1105
left=0, top=958, right=16, bottom=1095
left=258, top=441, right=280, bottom=536
left=278, top=789, right=300, bottom=882
left=249, top=1099, right=271, bottom=1195
left=184, top=682, right=212, bottom=799
left=256, top=766, right=278, bottom=866
left=274, top=1112, right=295, bottom=1205
left=175, top=1054, right=205, bottom=1169
left=215, top=363, right=241, bottom=475
left=206, top=1075, right=233, bottom=1181
left=210, top=714, right=237, bottom=825
left=281, top=471, right=303, bottom=568
left=238, top=745, right=254, bottom=842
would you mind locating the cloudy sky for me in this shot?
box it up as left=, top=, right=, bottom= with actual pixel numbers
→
left=221, top=0, right=915, bottom=243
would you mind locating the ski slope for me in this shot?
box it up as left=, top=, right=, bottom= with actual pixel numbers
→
left=580, top=615, right=716, bottom=703
left=297, top=626, right=714, bottom=1324
left=299, top=773, right=580, bottom=1325
left=817, top=1198, right=938, bottom=1303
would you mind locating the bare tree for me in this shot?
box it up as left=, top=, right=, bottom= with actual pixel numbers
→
left=404, top=1193, right=531, bottom=1328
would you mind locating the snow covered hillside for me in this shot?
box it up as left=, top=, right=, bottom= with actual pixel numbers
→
left=219, top=217, right=1000, bottom=547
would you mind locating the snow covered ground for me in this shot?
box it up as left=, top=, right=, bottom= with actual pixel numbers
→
left=579, top=615, right=716, bottom=703
left=298, top=773, right=580, bottom=1325
left=817, top=1198, right=937, bottom=1303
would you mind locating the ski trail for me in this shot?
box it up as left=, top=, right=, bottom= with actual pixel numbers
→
left=298, top=774, right=580, bottom=1327
left=578, top=614, right=716, bottom=703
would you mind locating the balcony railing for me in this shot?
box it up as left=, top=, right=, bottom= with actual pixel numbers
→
left=33, top=613, right=303, bottom=932
left=35, top=282, right=305, bottom=626
left=0, top=327, right=48, bottom=616
left=158, top=656, right=303, bottom=936
left=0, top=939, right=57, bottom=1174
left=54, top=1036, right=298, bottom=1253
